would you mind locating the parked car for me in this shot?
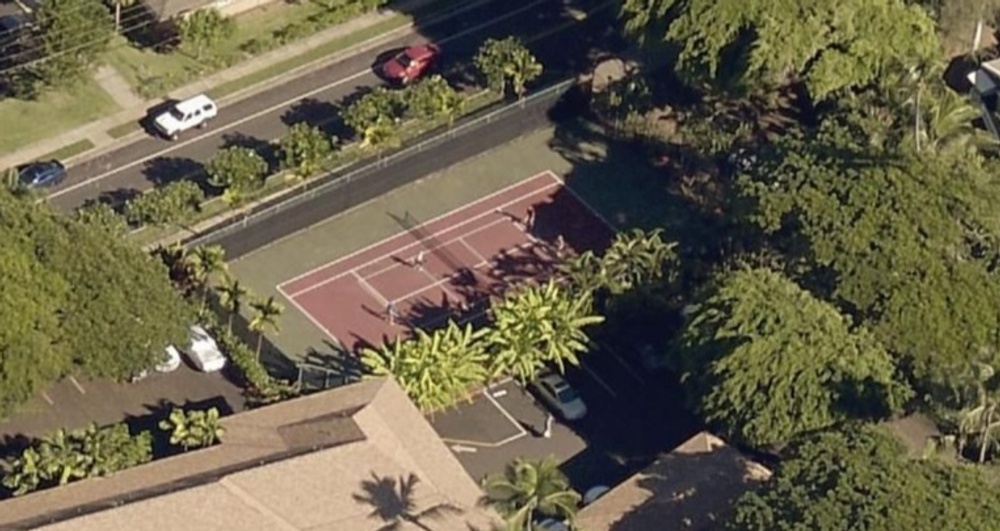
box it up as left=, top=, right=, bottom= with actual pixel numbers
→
left=380, top=44, right=440, bottom=84
left=17, top=160, right=66, bottom=189
left=152, top=94, right=217, bottom=140
left=530, top=372, right=587, bottom=420
left=156, top=345, right=183, bottom=373
left=186, top=325, right=226, bottom=372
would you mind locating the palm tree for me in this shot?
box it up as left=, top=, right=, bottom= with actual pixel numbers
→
left=248, top=296, right=284, bottom=359
left=362, top=321, right=489, bottom=412
left=186, top=244, right=228, bottom=312
left=955, top=362, right=1000, bottom=463
left=486, top=281, right=604, bottom=383
left=158, top=407, right=225, bottom=451
left=481, top=456, right=581, bottom=530
left=216, top=275, right=250, bottom=333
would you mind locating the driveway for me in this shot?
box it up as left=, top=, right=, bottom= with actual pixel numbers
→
left=431, top=341, right=700, bottom=490
left=0, top=364, right=244, bottom=452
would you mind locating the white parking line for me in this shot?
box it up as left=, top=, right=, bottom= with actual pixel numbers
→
left=68, top=375, right=86, bottom=394
left=579, top=360, right=617, bottom=398
left=40, top=391, right=54, bottom=405
left=601, top=342, right=647, bottom=385
left=440, top=378, right=528, bottom=448
left=47, top=0, right=556, bottom=200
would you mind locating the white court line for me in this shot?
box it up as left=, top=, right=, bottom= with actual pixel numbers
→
left=68, top=375, right=86, bottom=394
left=279, top=171, right=558, bottom=289
left=276, top=284, right=346, bottom=350
left=48, top=0, right=556, bottom=200
left=353, top=270, right=389, bottom=306
left=458, top=236, right=490, bottom=264
left=358, top=216, right=508, bottom=282
left=286, top=182, right=558, bottom=297
left=580, top=360, right=617, bottom=398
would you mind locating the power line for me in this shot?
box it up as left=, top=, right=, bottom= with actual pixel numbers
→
left=0, top=2, right=147, bottom=41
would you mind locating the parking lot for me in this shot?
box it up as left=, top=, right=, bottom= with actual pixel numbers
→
left=0, top=364, right=245, bottom=451
left=431, top=340, right=700, bottom=489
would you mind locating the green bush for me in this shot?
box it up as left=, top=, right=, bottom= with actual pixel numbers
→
left=211, top=323, right=298, bottom=406
left=125, top=180, right=205, bottom=226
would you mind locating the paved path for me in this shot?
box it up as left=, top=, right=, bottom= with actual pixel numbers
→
left=40, top=0, right=611, bottom=212
left=93, top=64, right=144, bottom=109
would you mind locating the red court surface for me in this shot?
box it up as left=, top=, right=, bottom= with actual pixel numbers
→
left=277, top=171, right=615, bottom=352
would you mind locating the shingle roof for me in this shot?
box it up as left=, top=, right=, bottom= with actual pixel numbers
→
left=0, top=377, right=498, bottom=531
left=575, top=432, right=771, bottom=531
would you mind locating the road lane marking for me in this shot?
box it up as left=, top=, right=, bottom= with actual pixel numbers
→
left=47, top=0, right=556, bottom=201
left=580, top=360, right=617, bottom=398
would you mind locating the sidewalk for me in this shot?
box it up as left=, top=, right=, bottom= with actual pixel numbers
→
left=0, top=0, right=462, bottom=171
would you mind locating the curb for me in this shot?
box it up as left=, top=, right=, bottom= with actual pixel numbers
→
left=22, top=0, right=485, bottom=169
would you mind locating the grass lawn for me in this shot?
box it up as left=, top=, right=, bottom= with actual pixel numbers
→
left=106, top=1, right=361, bottom=99
left=38, top=139, right=96, bottom=162
left=0, top=79, right=118, bottom=156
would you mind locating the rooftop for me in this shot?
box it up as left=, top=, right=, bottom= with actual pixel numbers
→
left=0, top=377, right=498, bottom=531
left=575, top=432, right=771, bottom=531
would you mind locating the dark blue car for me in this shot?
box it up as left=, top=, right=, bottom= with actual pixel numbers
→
left=18, top=160, right=67, bottom=189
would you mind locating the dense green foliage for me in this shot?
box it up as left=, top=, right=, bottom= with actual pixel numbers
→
left=33, top=0, right=114, bottom=89
left=158, top=407, right=225, bottom=451
left=124, top=180, right=205, bottom=226
left=0, top=189, right=190, bottom=414
left=2, top=423, right=152, bottom=496
left=677, top=268, right=909, bottom=447
left=474, top=36, right=543, bottom=98
left=178, top=9, right=235, bottom=59
left=735, top=123, right=1000, bottom=400
left=620, top=0, right=939, bottom=99
left=279, top=122, right=336, bottom=178
left=729, top=426, right=1000, bottom=530
left=207, top=146, right=269, bottom=205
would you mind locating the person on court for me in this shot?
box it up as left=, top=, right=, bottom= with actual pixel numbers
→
left=412, top=251, right=426, bottom=270
left=386, top=301, right=398, bottom=325
left=523, top=206, right=536, bottom=233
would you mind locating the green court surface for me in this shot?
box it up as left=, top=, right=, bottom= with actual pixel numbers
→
left=229, top=123, right=668, bottom=364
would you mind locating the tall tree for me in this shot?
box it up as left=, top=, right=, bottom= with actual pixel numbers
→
left=185, top=244, right=228, bottom=313
left=342, top=87, right=406, bottom=148
left=248, top=296, right=283, bottom=359
left=482, top=456, right=581, bottom=530
left=474, top=36, right=543, bottom=99
left=362, top=321, right=489, bottom=412
left=621, top=0, right=940, bottom=99
left=207, top=145, right=269, bottom=205
left=216, top=275, right=250, bottom=333
left=486, top=280, right=603, bottom=383
left=677, top=268, right=910, bottom=449
left=177, top=9, right=233, bottom=59
left=729, top=425, right=1000, bottom=530
left=736, top=123, right=1000, bottom=401
left=278, top=122, right=335, bottom=178
left=34, top=0, right=114, bottom=88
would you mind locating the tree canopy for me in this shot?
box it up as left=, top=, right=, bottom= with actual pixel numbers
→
left=676, top=267, right=908, bottom=448
left=735, top=123, right=1000, bottom=401
left=0, top=188, right=190, bottom=414
left=621, top=0, right=940, bottom=99
left=729, top=425, right=1000, bottom=530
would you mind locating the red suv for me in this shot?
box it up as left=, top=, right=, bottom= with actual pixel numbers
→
left=381, top=44, right=440, bottom=84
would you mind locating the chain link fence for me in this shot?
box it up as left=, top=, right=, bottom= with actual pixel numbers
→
left=187, top=77, right=583, bottom=258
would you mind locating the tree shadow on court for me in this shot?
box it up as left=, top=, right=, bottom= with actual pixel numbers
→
left=353, top=473, right=463, bottom=531
left=297, top=341, right=366, bottom=391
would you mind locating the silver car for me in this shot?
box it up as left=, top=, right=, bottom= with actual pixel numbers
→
left=531, top=373, right=587, bottom=421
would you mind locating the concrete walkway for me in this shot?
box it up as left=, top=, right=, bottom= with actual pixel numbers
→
left=92, top=64, right=144, bottom=109
left=0, top=0, right=461, bottom=170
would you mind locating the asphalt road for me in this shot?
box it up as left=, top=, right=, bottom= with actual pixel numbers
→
left=46, top=0, right=614, bottom=212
